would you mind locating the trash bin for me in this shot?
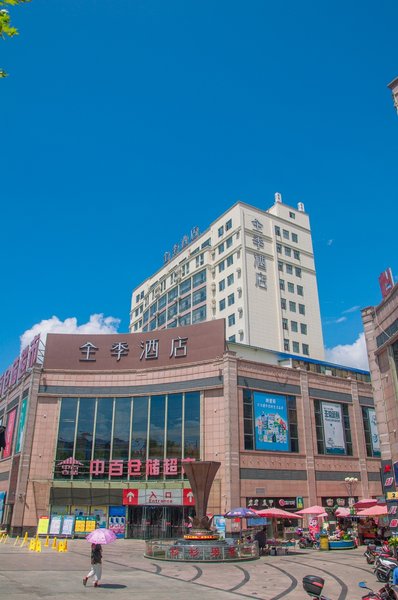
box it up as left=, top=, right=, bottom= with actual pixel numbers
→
left=319, top=534, right=329, bottom=551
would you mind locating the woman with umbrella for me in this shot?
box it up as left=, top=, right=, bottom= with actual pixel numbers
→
left=83, top=528, right=117, bottom=587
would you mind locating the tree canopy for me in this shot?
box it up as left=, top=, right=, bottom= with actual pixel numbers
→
left=0, top=0, right=31, bottom=78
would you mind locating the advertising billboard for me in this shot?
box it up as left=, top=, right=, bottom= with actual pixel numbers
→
left=15, top=397, right=28, bottom=454
left=367, top=408, right=381, bottom=457
left=3, top=408, right=17, bottom=459
left=253, top=392, right=289, bottom=452
left=322, top=402, right=345, bottom=455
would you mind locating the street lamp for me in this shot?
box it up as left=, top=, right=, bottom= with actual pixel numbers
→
left=344, top=477, right=359, bottom=514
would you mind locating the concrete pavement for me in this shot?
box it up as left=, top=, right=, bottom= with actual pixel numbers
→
left=0, top=538, right=383, bottom=599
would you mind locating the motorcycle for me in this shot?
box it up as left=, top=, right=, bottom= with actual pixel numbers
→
left=299, top=535, right=317, bottom=549
left=302, top=576, right=397, bottom=599
left=365, top=543, right=393, bottom=565
left=358, top=581, right=397, bottom=599
left=374, top=555, right=398, bottom=583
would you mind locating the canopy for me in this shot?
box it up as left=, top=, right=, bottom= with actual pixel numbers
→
left=296, top=505, right=325, bottom=515
left=353, top=499, right=378, bottom=510
left=224, top=507, right=258, bottom=519
left=357, top=505, right=388, bottom=517
left=255, top=508, right=303, bottom=519
left=335, top=507, right=351, bottom=517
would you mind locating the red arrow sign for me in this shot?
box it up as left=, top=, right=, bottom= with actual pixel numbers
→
left=123, top=489, right=138, bottom=505
left=183, top=489, right=195, bottom=506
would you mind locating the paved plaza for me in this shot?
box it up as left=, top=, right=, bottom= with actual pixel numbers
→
left=0, top=538, right=382, bottom=600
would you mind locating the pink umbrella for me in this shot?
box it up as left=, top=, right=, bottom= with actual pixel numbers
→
left=357, top=505, right=387, bottom=517
left=86, top=528, right=117, bottom=544
left=335, top=507, right=351, bottom=517
left=354, top=498, right=378, bottom=510
left=255, top=508, right=303, bottom=519
left=296, top=505, right=325, bottom=516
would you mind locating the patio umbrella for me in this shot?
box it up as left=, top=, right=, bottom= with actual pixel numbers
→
left=296, top=505, right=325, bottom=516
left=255, top=508, right=302, bottom=540
left=354, top=499, right=378, bottom=510
left=335, top=507, right=351, bottom=518
left=357, top=505, right=388, bottom=517
left=86, top=528, right=117, bottom=545
left=224, top=507, right=259, bottom=518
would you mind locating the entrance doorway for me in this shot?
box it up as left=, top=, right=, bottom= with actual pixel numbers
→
left=127, top=505, right=193, bottom=539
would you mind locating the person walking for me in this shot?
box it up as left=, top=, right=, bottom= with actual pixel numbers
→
left=83, top=543, right=102, bottom=587
left=254, top=527, right=267, bottom=556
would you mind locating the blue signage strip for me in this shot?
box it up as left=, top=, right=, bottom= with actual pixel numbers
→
left=253, top=392, right=289, bottom=452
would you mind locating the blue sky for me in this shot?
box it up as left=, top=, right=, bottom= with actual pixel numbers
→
left=1, top=0, right=397, bottom=372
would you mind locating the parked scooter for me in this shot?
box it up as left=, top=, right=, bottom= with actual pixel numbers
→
left=365, top=543, right=392, bottom=565
left=299, top=534, right=317, bottom=549
left=358, top=581, right=397, bottom=599
left=374, top=555, right=398, bottom=583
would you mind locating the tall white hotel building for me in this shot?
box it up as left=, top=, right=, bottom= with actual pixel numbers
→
left=130, top=194, right=325, bottom=361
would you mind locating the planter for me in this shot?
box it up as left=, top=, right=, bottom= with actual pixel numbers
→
left=328, top=540, right=355, bottom=550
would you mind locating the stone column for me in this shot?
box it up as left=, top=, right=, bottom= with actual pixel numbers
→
left=222, top=351, right=241, bottom=510
left=300, top=370, right=317, bottom=505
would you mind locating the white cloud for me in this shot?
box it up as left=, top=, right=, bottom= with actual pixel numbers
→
left=325, top=332, right=369, bottom=370
left=325, top=316, right=347, bottom=325
left=342, top=305, right=361, bottom=314
left=20, top=314, right=121, bottom=351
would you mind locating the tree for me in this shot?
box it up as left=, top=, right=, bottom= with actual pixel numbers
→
left=0, top=0, right=31, bottom=78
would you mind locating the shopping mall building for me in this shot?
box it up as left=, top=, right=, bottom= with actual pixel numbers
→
left=0, top=320, right=382, bottom=537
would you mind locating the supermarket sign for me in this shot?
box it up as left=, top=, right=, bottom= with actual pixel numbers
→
left=122, top=488, right=195, bottom=506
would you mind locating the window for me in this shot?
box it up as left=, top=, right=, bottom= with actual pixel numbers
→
left=219, top=299, right=226, bottom=311
left=227, top=273, right=234, bottom=286
left=228, top=293, right=235, bottom=306
left=134, top=308, right=139, bottom=317
left=292, top=341, right=300, bottom=353
left=219, top=279, right=225, bottom=291
left=292, top=233, right=298, bottom=243
left=302, top=343, right=309, bottom=355
left=275, top=225, right=281, bottom=236
left=279, top=279, right=285, bottom=290
left=180, top=279, right=191, bottom=295
left=168, top=286, right=178, bottom=303
left=168, top=304, right=177, bottom=319
left=276, top=243, right=282, bottom=254
left=281, top=298, right=287, bottom=310
left=150, top=302, right=157, bottom=317
left=193, top=287, right=206, bottom=305
left=285, top=247, right=291, bottom=257
left=193, top=269, right=206, bottom=287
left=149, top=318, right=156, bottom=331
left=299, top=304, right=305, bottom=315
left=282, top=318, right=288, bottom=330
left=284, top=339, right=290, bottom=351
left=297, top=285, right=303, bottom=296
left=228, top=335, right=236, bottom=342
left=158, top=310, right=166, bottom=327
left=295, top=267, right=302, bottom=278
left=158, top=294, right=167, bottom=309
left=168, top=320, right=177, bottom=328
left=294, top=250, right=300, bottom=260
left=289, top=211, right=295, bottom=219
left=283, top=229, right=289, bottom=239
left=228, top=313, right=235, bottom=326
left=196, top=253, right=204, bottom=267
left=179, top=295, right=191, bottom=312
left=179, top=314, right=191, bottom=326
left=226, top=218, right=232, bottom=231
left=134, top=323, right=138, bottom=331
left=218, top=226, right=224, bottom=237
left=300, top=323, right=307, bottom=335
left=288, top=282, right=294, bottom=293
left=291, top=321, right=298, bottom=332
left=201, top=238, right=211, bottom=248
left=289, top=301, right=296, bottom=312
left=218, top=242, right=225, bottom=254
left=278, top=261, right=284, bottom=272
left=135, top=294, right=140, bottom=303
left=218, top=261, right=225, bottom=273
left=226, top=236, right=233, bottom=248
left=143, top=309, right=149, bottom=324
left=286, top=264, right=293, bottom=274
left=182, top=262, right=190, bottom=276
left=226, top=255, right=234, bottom=267
left=192, top=305, right=206, bottom=323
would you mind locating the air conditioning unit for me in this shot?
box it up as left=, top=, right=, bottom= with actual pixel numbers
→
left=237, top=286, right=242, bottom=294
left=238, top=307, right=243, bottom=316
left=238, top=329, right=244, bottom=335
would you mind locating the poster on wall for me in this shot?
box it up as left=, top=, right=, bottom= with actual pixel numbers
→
left=108, top=506, right=126, bottom=538
left=368, top=408, right=381, bottom=457
left=3, top=408, right=17, bottom=458
left=15, top=397, right=28, bottom=454
left=322, top=402, right=346, bottom=455
left=61, top=516, right=75, bottom=536
left=253, top=392, right=289, bottom=451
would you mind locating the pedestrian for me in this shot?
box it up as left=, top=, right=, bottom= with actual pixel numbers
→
left=83, top=543, right=102, bottom=587
left=254, top=527, right=267, bottom=556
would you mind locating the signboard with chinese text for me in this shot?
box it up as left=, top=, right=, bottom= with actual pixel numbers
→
left=0, top=335, right=41, bottom=399
left=49, top=515, right=62, bottom=535
left=37, top=516, right=50, bottom=536
left=74, top=517, right=86, bottom=533
left=61, top=516, right=75, bottom=536
left=85, top=517, right=97, bottom=532
left=108, top=506, right=126, bottom=538
left=3, top=408, right=17, bottom=459
left=43, top=321, right=225, bottom=371
left=247, top=497, right=300, bottom=511
left=322, top=402, right=345, bottom=455
left=15, top=397, right=28, bottom=454
left=253, top=392, right=289, bottom=452
left=55, top=457, right=196, bottom=480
